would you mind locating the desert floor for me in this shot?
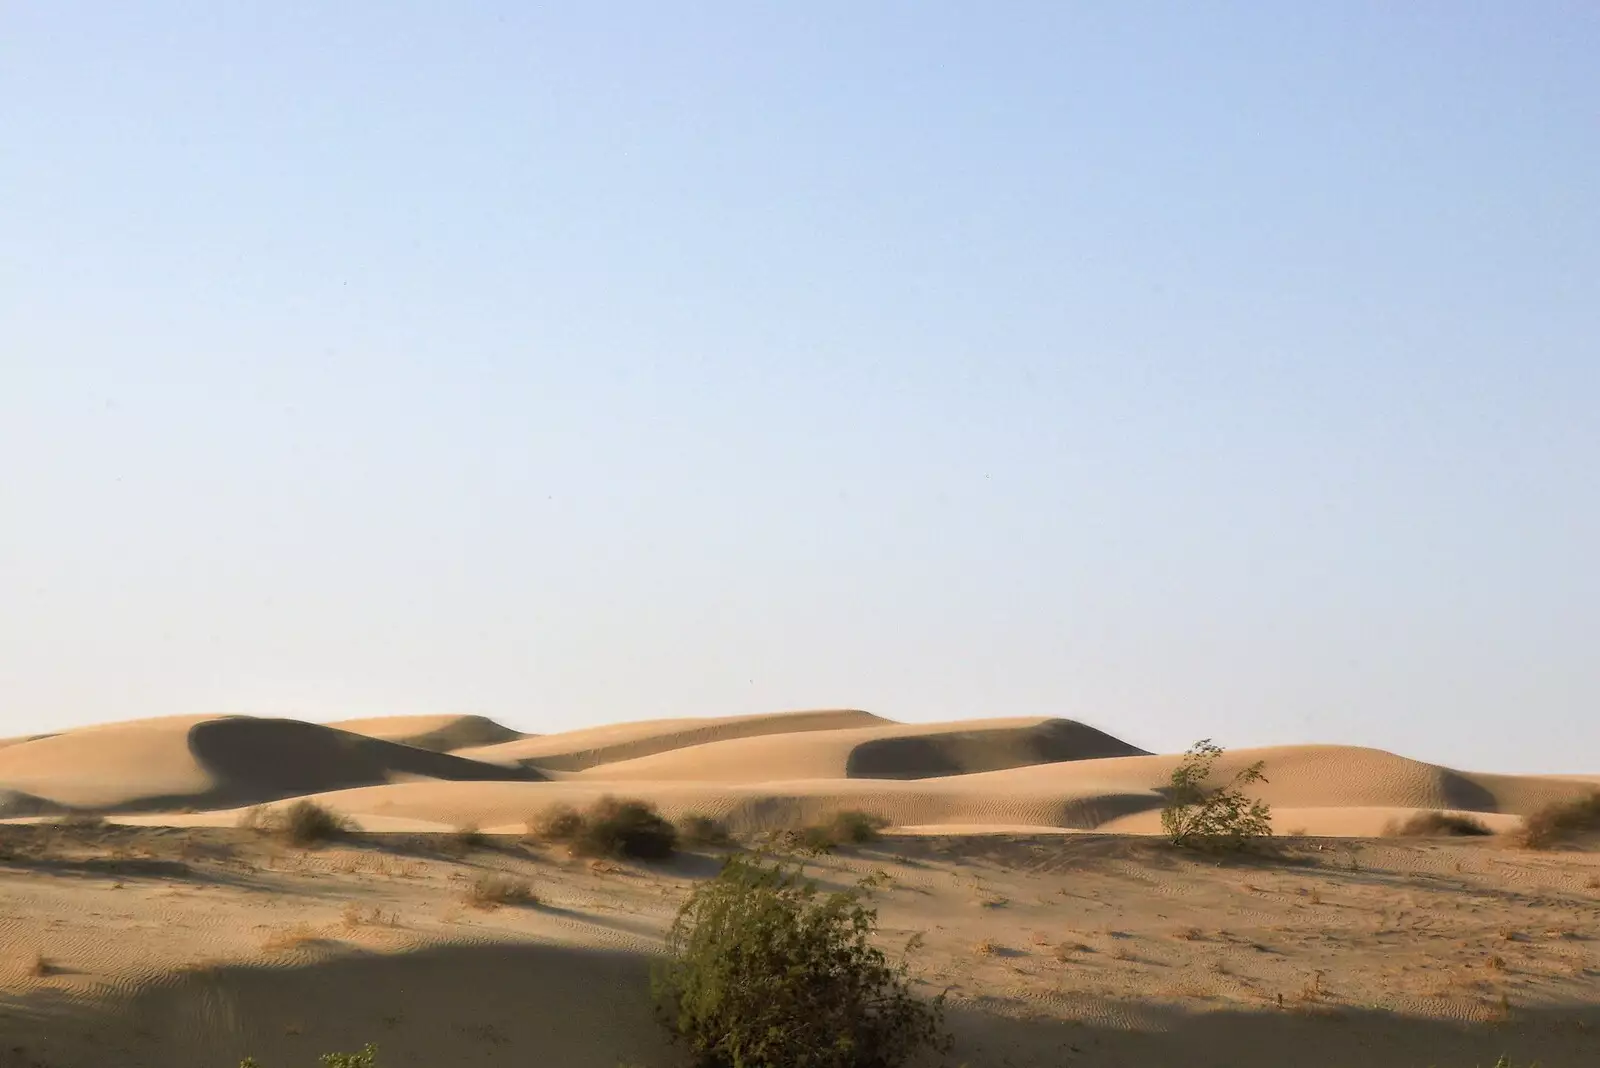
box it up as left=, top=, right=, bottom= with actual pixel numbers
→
left=2, top=710, right=1598, bottom=1066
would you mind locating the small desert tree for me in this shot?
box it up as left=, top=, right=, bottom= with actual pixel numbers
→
left=1160, top=739, right=1272, bottom=850
left=652, top=853, right=949, bottom=1068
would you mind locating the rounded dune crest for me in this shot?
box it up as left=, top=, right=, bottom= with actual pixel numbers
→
left=328, top=714, right=528, bottom=753
left=456, top=708, right=890, bottom=771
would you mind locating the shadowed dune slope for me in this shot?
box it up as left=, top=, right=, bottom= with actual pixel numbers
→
left=579, top=717, right=1147, bottom=782
left=0, top=715, right=538, bottom=812
left=455, top=708, right=889, bottom=771
left=328, top=714, right=528, bottom=752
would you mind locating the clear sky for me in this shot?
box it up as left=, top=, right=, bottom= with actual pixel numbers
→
left=3, top=4, right=1596, bottom=773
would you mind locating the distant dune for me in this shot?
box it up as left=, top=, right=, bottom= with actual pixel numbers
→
left=0, top=708, right=1593, bottom=836
left=0, top=714, right=540, bottom=812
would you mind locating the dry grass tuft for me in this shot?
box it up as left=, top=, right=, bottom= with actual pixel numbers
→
left=1173, top=926, right=1203, bottom=941
left=463, top=873, right=536, bottom=910
left=526, top=803, right=584, bottom=843
left=261, top=924, right=319, bottom=953
left=972, top=938, right=998, bottom=956
left=26, top=950, right=51, bottom=978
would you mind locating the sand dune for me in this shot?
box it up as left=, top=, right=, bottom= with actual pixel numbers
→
left=218, top=741, right=1599, bottom=841
left=0, top=715, right=540, bottom=812
left=577, top=716, right=1147, bottom=782
left=328, top=714, right=528, bottom=752
left=455, top=708, right=889, bottom=770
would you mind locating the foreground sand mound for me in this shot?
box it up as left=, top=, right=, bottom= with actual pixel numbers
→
left=328, top=714, right=528, bottom=752
left=455, top=708, right=889, bottom=771
left=580, top=717, right=1147, bottom=782
left=0, top=715, right=536, bottom=812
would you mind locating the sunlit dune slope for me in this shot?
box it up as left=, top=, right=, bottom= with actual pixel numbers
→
left=454, top=708, right=888, bottom=770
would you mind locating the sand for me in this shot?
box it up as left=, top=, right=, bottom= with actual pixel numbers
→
left=2, top=707, right=1597, bottom=1067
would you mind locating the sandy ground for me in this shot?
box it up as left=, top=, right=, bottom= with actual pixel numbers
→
left=2, top=709, right=1598, bottom=1066
left=2, top=823, right=1598, bottom=1067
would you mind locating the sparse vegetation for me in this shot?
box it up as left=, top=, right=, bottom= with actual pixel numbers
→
left=676, top=813, right=733, bottom=848
left=1160, top=739, right=1273, bottom=851
left=572, top=796, right=678, bottom=860
left=526, top=802, right=585, bottom=843
left=239, top=1044, right=377, bottom=1068
left=788, top=810, right=892, bottom=854
left=522, top=797, right=679, bottom=859
left=240, top=800, right=353, bottom=848
left=1386, top=810, right=1492, bottom=837
left=652, top=852, right=949, bottom=1068
left=463, top=872, right=536, bottom=909
left=451, top=823, right=488, bottom=850
left=1512, top=792, right=1600, bottom=850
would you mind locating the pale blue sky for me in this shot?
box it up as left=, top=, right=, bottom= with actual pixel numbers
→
left=3, top=4, right=1595, bottom=772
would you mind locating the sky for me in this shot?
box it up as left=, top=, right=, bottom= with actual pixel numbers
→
left=2, top=3, right=1596, bottom=773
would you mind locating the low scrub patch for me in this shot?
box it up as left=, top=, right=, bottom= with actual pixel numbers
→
left=573, top=796, right=678, bottom=860
left=525, top=802, right=584, bottom=843
left=1386, top=811, right=1492, bottom=837
left=463, top=872, right=536, bottom=909
left=1513, top=793, right=1600, bottom=850
left=525, top=797, right=678, bottom=860
left=240, top=800, right=353, bottom=848
left=675, top=813, right=733, bottom=848
left=791, top=810, right=891, bottom=854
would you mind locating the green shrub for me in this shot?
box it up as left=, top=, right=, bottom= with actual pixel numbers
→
left=1387, top=811, right=1492, bottom=837
left=1513, top=792, right=1600, bottom=849
left=572, top=796, right=678, bottom=860
left=652, top=853, right=949, bottom=1068
left=1160, top=740, right=1273, bottom=850
left=676, top=813, right=733, bottom=848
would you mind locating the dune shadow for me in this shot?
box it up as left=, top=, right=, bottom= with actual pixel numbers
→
left=845, top=719, right=1150, bottom=779
left=183, top=717, right=542, bottom=808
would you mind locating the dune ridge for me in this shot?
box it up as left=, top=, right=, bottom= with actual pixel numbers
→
left=454, top=708, right=889, bottom=770
left=329, top=714, right=528, bottom=753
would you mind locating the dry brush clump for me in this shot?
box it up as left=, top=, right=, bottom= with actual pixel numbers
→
left=525, top=796, right=678, bottom=860
left=1512, top=792, right=1600, bottom=850
left=462, top=872, right=536, bottom=910
left=1386, top=811, right=1492, bottom=837
left=675, top=813, right=733, bottom=848
left=239, top=800, right=354, bottom=848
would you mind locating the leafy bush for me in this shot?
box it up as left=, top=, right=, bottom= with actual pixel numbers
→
left=240, top=800, right=353, bottom=848
left=1513, top=792, right=1600, bottom=850
left=1160, top=740, right=1272, bottom=850
left=1386, top=811, right=1491, bottom=837
left=652, top=853, right=949, bottom=1068
left=677, top=813, right=733, bottom=848
left=572, top=796, right=678, bottom=860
